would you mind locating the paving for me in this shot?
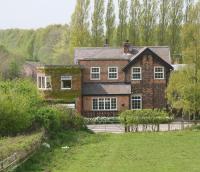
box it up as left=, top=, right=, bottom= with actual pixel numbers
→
left=87, top=122, right=193, bottom=133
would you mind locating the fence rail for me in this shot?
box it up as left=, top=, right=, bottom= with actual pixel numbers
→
left=0, top=153, right=17, bottom=171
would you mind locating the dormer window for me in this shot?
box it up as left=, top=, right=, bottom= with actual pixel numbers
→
left=90, top=67, right=100, bottom=80
left=154, top=66, right=164, bottom=79
left=108, top=67, right=118, bottom=80
left=37, top=75, right=52, bottom=90
left=132, top=67, right=142, bottom=80
left=61, top=76, right=72, bottom=90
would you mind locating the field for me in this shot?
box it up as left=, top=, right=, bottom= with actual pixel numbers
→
left=13, top=130, right=200, bottom=172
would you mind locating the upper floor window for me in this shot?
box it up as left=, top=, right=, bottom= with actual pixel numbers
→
left=132, top=67, right=142, bottom=80
left=131, top=94, right=142, bottom=110
left=108, top=67, right=118, bottom=79
left=154, top=66, right=164, bottom=79
left=61, top=76, right=72, bottom=90
left=92, top=97, right=117, bottom=111
left=37, top=75, right=52, bottom=90
left=90, top=67, right=100, bottom=80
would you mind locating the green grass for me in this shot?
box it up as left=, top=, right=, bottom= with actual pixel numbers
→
left=0, top=132, right=43, bottom=160
left=15, top=131, right=200, bottom=172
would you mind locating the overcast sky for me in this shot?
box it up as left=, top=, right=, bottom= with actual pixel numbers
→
left=0, top=0, right=77, bottom=29
left=0, top=0, right=125, bottom=30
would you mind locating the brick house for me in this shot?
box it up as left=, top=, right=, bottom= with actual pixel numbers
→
left=36, top=43, right=173, bottom=116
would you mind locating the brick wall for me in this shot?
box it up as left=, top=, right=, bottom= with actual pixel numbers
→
left=82, top=95, right=129, bottom=116
left=125, top=50, right=171, bottom=109
left=79, top=60, right=129, bottom=83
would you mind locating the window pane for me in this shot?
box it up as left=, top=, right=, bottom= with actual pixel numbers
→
left=132, top=95, right=142, bottom=109
left=93, top=99, right=98, bottom=110
left=46, top=76, right=51, bottom=89
left=41, top=77, right=45, bottom=88
left=111, top=98, right=117, bottom=110
left=105, top=98, right=111, bottom=110
left=92, top=68, right=99, bottom=72
left=132, top=67, right=141, bottom=80
left=62, top=80, right=71, bottom=89
left=91, top=73, right=99, bottom=79
left=99, top=98, right=104, bottom=110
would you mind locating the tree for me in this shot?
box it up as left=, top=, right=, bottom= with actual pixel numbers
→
left=117, top=0, right=128, bottom=46
left=167, top=67, right=200, bottom=119
left=129, top=0, right=141, bottom=45
left=91, top=0, right=105, bottom=46
left=140, top=0, right=157, bottom=45
left=157, top=0, right=170, bottom=45
left=168, top=0, right=183, bottom=61
left=105, top=0, right=115, bottom=46
left=69, top=0, right=90, bottom=54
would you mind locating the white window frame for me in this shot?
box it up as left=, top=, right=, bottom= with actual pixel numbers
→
left=37, top=75, right=52, bottom=90
left=90, top=67, right=100, bottom=80
left=61, top=76, right=72, bottom=90
left=154, top=66, right=165, bottom=80
left=131, top=94, right=142, bottom=110
left=131, top=67, right=142, bottom=80
left=92, top=97, right=117, bottom=111
left=108, top=67, right=118, bottom=80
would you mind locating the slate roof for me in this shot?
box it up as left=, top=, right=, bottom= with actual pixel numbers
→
left=82, top=83, right=131, bottom=95
left=74, top=46, right=171, bottom=64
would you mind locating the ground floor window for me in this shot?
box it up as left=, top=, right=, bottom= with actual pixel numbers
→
left=92, top=97, right=117, bottom=111
left=131, top=95, right=142, bottom=110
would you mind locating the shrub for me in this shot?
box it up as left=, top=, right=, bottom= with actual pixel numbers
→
left=0, top=79, right=42, bottom=136
left=58, top=108, right=85, bottom=130
left=34, top=107, right=61, bottom=134
left=119, top=109, right=173, bottom=132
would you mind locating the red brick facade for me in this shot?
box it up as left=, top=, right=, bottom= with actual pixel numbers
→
left=79, top=48, right=172, bottom=116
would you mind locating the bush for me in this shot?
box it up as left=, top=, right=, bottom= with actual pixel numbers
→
left=33, top=106, right=86, bottom=135
left=34, top=107, right=61, bottom=134
left=0, top=79, right=42, bottom=136
left=58, top=108, right=85, bottom=130
left=119, top=109, right=173, bottom=132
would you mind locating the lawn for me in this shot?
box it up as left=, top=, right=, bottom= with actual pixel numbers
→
left=15, top=130, right=200, bottom=172
left=0, top=131, right=43, bottom=160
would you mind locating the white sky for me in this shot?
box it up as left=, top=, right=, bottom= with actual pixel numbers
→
left=0, top=0, right=125, bottom=30
left=0, top=0, right=77, bottom=29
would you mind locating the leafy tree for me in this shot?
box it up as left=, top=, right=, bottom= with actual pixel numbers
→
left=105, top=0, right=115, bottom=45
left=140, top=0, right=157, bottom=45
left=157, top=0, right=170, bottom=45
left=129, top=0, right=141, bottom=45
left=91, top=0, right=105, bottom=46
left=167, top=67, right=200, bottom=119
left=168, top=0, right=184, bottom=61
left=117, top=0, right=128, bottom=46
left=69, top=0, right=90, bottom=54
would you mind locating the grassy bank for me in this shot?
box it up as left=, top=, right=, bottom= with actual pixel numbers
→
left=0, top=131, right=43, bottom=160
left=15, top=130, right=200, bottom=172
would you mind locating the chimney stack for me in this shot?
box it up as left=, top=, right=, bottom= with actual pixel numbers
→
left=123, top=40, right=130, bottom=53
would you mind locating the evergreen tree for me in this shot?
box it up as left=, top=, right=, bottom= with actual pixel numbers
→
left=129, top=0, right=141, bottom=45
left=69, top=0, right=90, bottom=54
left=105, top=0, right=115, bottom=46
left=91, top=0, right=105, bottom=47
left=157, top=0, right=170, bottom=45
left=117, top=0, right=128, bottom=46
left=140, top=0, right=157, bottom=45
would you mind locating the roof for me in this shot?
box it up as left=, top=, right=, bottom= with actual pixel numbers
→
left=74, top=46, right=172, bottom=65
left=82, top=83, right=131, bottom=95
left=74, top=47, right=132, bottom=63
left=123, top=47, right=173, bottom=70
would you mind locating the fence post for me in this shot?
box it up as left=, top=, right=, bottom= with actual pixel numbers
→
left=181, top=120, right=184, bottom=130
left=168, top=122, right=170, bottom=131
